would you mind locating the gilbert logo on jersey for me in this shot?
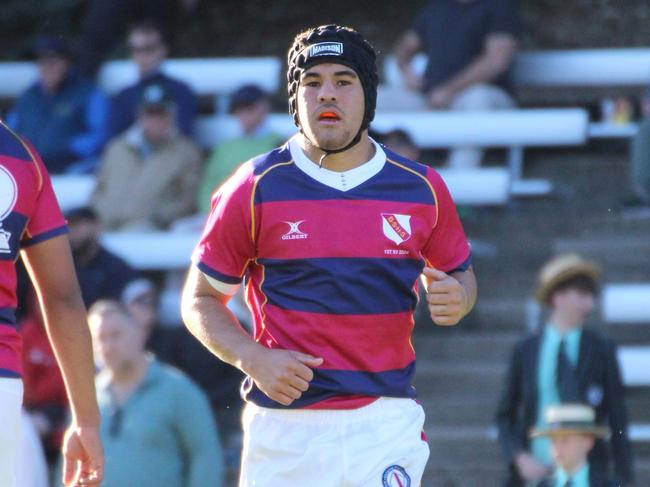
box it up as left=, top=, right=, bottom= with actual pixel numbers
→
left=281, top=220, right=309, bottom=240
left=381, top=213, right=412, bottom=245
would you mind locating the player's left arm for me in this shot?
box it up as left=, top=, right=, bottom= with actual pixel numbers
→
left=423, top=265, right=476, bottom=326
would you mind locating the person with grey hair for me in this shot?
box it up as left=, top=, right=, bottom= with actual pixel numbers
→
left=88, top=300, right=225, bottom=487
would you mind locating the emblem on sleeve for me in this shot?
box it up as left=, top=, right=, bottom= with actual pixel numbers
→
left=381, top=213, right=412, bottom=245
left=0, top=165, right=17, bottom=254
left=0, top=165, right=18, bottom=221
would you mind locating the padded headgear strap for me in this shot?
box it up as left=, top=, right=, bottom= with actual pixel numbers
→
left=287, top=24, right=378, bottom=158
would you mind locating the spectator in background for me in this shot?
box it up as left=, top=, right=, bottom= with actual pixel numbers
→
left=121, top=278, right=245, bottom=477
left=107, top=20, right=197, bottom=139
left=92, top=83, right=202, bottom=231
left=391, top=0, right=521, bottom=169
left=88, top=300, right=225, bottom=487
left=379, top=128, right=422, bottom=162
left=77, top=0, right=199, bottom=77
left=531, top=404, right=614, bottom=487
left=66, top=207, right=138, bottom=307
left=7, top=34, right=108, bottom=174
left=496, top=254, right=634, bottom=487
left=197, top=84, right=283, bottom=212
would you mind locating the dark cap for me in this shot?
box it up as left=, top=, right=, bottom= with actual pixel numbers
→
left=139, top=83, right=175, bottom=111
left=31, top=34, right=73, bottom=59
left=229, top=84, right=268, bottom=114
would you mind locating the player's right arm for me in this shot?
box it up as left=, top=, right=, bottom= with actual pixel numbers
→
left=181, top=266, right=322, bottom=406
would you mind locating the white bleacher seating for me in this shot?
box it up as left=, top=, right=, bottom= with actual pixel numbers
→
left=383, top=49, right=650, bottom=140
left=100, top=232, right=198, bottom=270
left=196, top=109, right=588, bottom=154
left=51, top=175, right=96, bottom=212
left=602, top=283, right=650, bottom=323
left=0, top=57, right=282, bottom=99
left=197, top=108, right=588, bottom=202
left=618, top=346, right=650, bottom=387
left=383, top=49, right=650, bottom=90
left=511, top=49, right=650, bottom=87
left=98, top=57, right=282, bottom=96
left=0, top=62, right=40, bottom=98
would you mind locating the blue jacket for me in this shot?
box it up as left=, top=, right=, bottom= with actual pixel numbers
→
left=7, top=69, right=109, bottom=174
left=108, top=71, right=197, bottom=139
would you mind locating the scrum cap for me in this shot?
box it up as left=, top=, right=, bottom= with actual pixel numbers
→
left=287, top=24, right=378, bottom=154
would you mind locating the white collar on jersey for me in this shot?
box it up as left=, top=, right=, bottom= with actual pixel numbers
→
left=289, top=135, right=386, bottom=192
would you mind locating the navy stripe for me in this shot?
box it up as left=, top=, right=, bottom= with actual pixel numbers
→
left=448, top=253, right=472, bottom=274
left=21, top=225, right=68, bottom=248
left=244, top=361, right=417, bottom=409
left=260, top=257, right=423, bottom=314
left=0, top=368, right=21, bottom=378
left=250, top=145, right=292, bottom=175
left=0, top=123, right=32, bottom=161
left=0, top=307, right=16, bottom=327
left=196, top=261, right=242, bottom=285
left=254, top=161, right=436, bottom=205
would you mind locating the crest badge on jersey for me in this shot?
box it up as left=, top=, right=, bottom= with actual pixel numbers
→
left=0, top=165, right=17, bottom=254
left=381, top=213, right=412, bottom=245
left=382, top=465, right=411, bottom=487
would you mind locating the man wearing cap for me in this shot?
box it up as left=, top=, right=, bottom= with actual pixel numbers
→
left=7, top=34, right=109, bottom=174
left=531, top=404, right=614, bottom=487
left=496, top=254, right=634, bottom=486
left=197, top=84, right=283, bottom=212
left=182, top=24, right=476, bottom=486
left=92, top=82, right=202, bottom=231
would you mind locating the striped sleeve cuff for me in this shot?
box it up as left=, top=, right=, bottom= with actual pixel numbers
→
left=21, top=225, right=68, bottom=248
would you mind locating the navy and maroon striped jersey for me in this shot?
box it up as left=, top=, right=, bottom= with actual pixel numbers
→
left=193, top=137, right=471, bottom=409
left=0, top=121, right=67, bottom=378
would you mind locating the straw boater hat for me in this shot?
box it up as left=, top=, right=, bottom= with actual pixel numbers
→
left=535, top=253, right=601, bottom=304
left=530, top=403, right=609, bottom=438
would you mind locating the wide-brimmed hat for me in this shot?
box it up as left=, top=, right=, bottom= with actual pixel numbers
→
left=535, top=253, right=601, bottom=304
left=530, top=403, right=609, bottom=438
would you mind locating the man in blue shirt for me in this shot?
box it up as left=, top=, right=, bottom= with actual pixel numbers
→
left=391, top=0, right=522, bottom=169
left=107, top=20, right=197, bottom=139
left=496, top=254, right=634, bottom=486
left=8, top=35, right=109, bottom=174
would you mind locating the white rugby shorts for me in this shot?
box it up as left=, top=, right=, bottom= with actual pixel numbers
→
left=239, top=396, right=430, bottom=487
left=0, top=378, right=23, bottom=487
